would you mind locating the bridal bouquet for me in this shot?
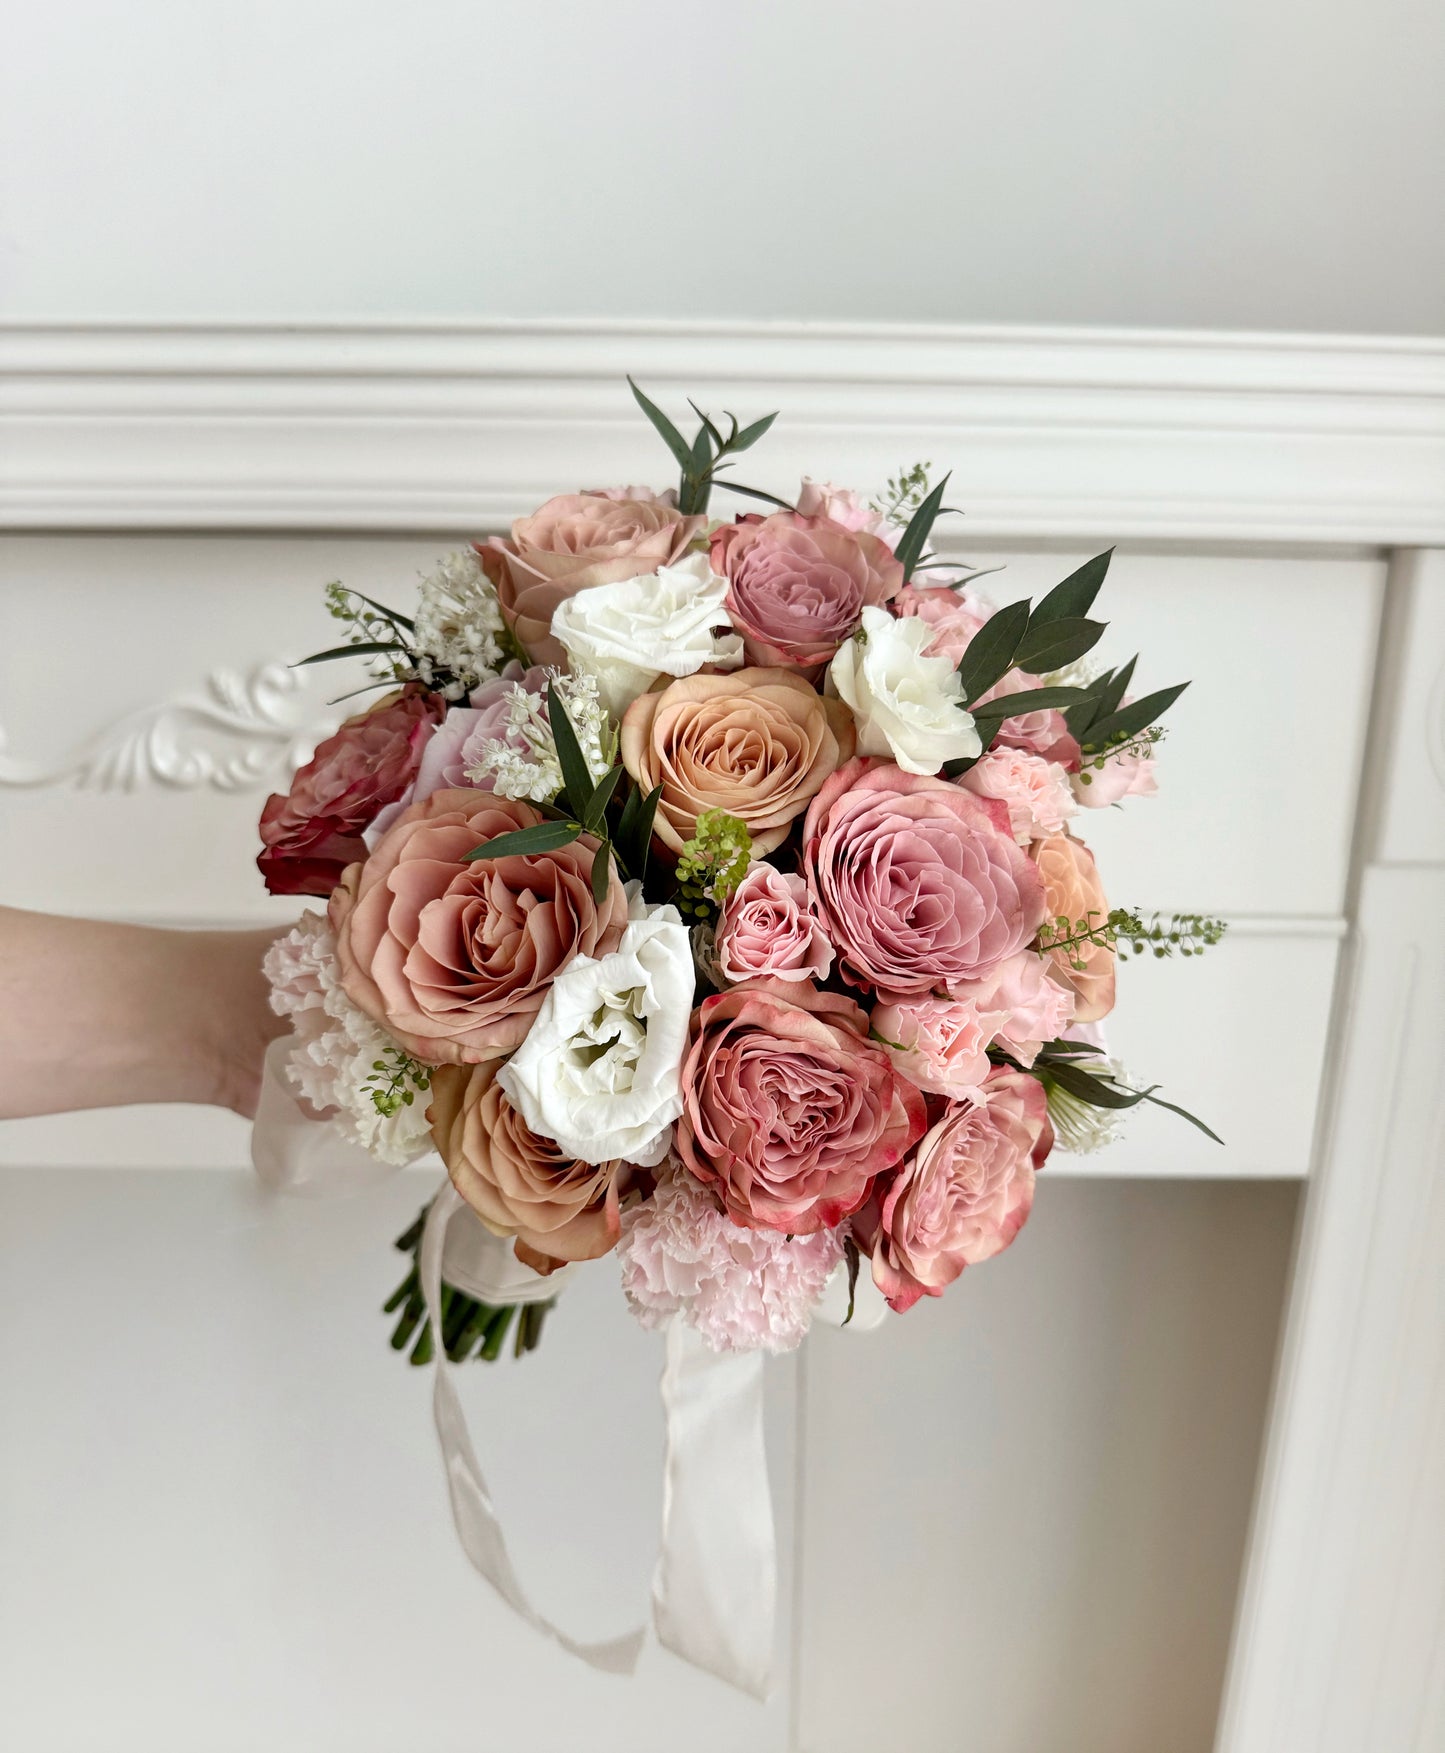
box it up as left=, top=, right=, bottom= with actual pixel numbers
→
left=256, top=383, right=1221, bottom=1368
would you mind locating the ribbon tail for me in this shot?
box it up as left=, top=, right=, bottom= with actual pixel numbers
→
left=651, top=1319, right=776, bottom=1700
left=420, top=1184, right=647, bottom=1676
left=250, top=1036, right=395, bottom=1197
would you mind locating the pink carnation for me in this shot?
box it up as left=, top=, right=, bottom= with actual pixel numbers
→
left=893, top=584, right=995, bottom=666
left=795, top=478, right=902, bottom=548
left=950, top=951, right=1075, bottom=1068
left=869, top=994, right=1006, bottom=1098
left=618, top=1167, right=845, bottom=1354
left=803, top=758, right=1047, bottom=999
left=959, top=746, right=1077, bottom=844
left=714, top=863, right=833, bottom=984
left=854, top=1068, right=1053, bottom=1312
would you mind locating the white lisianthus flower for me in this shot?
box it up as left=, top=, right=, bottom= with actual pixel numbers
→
left=498, top=895, right=694, bottom=1167
left=828, top=605, right=982, bottom=776
left=549, top=552, right=744, bottom=721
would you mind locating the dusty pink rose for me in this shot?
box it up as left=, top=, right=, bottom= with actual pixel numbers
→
left=950, top=951, right=1076, bottom=1068
left=708, top=511, right=903, bottom=669
left=368, top=662, right=552, bottom=839
left=330, top=786, right=628, bottom=1063
left=960, top=745, right=1077, bottom=844
left=429, top=1057, right=633, bottom=1270
left=803, top=758, right=1048, bottom=999
left=582, top=484, right=678, bottom=506
left=1071, top=746, right=1159, bottom=808
left=1034, top=834, right=1116, bottom=1023
left=715, top=864, right=833, bottom=984
left=257, top=685, right=445, bottom=898
left=979, top=668, right=1082, bottom=769
left=869, top=994, right=1006, bottom=1098
left=485, top=494, right=705, bottom=665
left=795, top=479, right=902, bottom=547
left=893, top=584, right=995, bottom=666
left=854, top=1068, right=1053, bottom=1311
left=675, top=980, right=927, bottom=1235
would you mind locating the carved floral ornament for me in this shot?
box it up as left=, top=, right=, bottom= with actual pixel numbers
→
left=0, top=663, right=336, bottom=792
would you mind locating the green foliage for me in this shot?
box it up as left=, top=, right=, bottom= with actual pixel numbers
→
left=1037, top=906, right=1228, bottom=969
left=462, top=820, right=583, bottom=863
left=363, top=1047, right=432, bottom=1119
left=384, top=1202, right=554, bottom=1366
left=674, top=809, right=753, bottom=921
left=871, top=462, right=934, bottom=528
left=1027, top=1045, right=1224, bottom=1146
left=628, top=379, right=782, bottom=517
left=892, top=471, right=955, bottom=581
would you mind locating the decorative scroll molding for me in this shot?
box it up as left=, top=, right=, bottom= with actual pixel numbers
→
left=0, top=663, right=331, bottom=792
left=2, top=319, right=1443, bottom=543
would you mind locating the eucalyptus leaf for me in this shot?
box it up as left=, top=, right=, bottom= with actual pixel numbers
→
left=1030, top=549, right=1113, bottom=623
left=1043, top=1060, right=1151, bottom=1110
left=583, top=764, right=623, bottom=834
left=842, top=1236, right=860, bottom=1327
left=591, top=839, right=612, bottom=906
left=729, top=411, right=779, bottom=453
left=547, top=684, right=596, bottom=820
left=1068, top=654, right=1138, bottom=739
left=688, top=400, right=724, bottom=450
left=956, top=598, right=1031, bottom=705
left=1014, top=616, right=1107, bottom=675
left=344, top=591, right=416, bottom=632
left=463, top=821, right=582, bottom=863
left=1140, top=1090, right=1224, bottom=1145
left=712, top=481, right=795, bottom=510
left=1082, top=681, right=1189, bottom=749
left=969, top=685, right=1090, bottom=724
left=893, top=470, right=953, bottom=581
left=688, top=422, right=713, bottom=478
left=293, top=640, right=404, bottom=667
left=627, top=377, right=694, bottom=471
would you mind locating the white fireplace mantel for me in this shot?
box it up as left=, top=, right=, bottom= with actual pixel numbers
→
left=1, top=318, right=1442, bottom=1751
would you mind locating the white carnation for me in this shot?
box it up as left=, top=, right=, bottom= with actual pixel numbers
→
left=828, top=605, right=982, bottom=776
left=550, top=553, right=744, bottom=721
left=262, top=914, right=432, bottom=1166
left=498, top=895, right=694, bottom=1167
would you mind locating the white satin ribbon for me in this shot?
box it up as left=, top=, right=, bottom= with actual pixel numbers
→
left=251, top=1042, right=777, bottom=1697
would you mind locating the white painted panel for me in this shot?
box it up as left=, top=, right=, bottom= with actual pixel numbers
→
left=0, top=1168, right=797, bottom=1752
left=794, top=1176, right=1299, bottom=1753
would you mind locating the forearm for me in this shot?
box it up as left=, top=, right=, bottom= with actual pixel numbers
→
left=0, top=908, right=285, bottom=1120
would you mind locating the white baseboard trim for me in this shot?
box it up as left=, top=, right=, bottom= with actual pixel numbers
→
left=3, top=319, right=1442, bottom=542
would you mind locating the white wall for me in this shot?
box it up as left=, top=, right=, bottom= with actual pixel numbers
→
left=2, top=0, right=1442, bottom=334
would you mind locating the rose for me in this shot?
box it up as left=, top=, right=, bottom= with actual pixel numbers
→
left=367, top=662, right=552, bottom=840
left=498, top=897, right=694, bottom=1167
left=330, top=786, right=628, bottom=1063
left=675, top=980, right=927, bottom=1234
left=795, top=478, right=902, bottom=548
left=1071, top=745, right=1158, bottom=808
left=708, top=511, right=904, bottom=669
left=854, top=1068, right=1053, bottom=1311
left=619, top=667, right=854, bottom=856
left=257, top=685, right=444, bottom=897
left=803, top=759, right=1047, bottom=998
left=714, top=863, right=833, bottom=984
left=549, top=553, right=744, bottom=721
left=949, top=950, right=1076, bottom=1068
left=828, top=606, right=982, bottom=776
left=429, top=1057, right=632, bottom=1269
left=869, top=994, right=1005, bottom=1098
left=959, top=745, right=1077, bottom=844
left=1033, top=834, right=1116, bottom=1022
left=486, top=493, right=706, bottom=666
left=893, top=584, right=995, bottom=666
left=978, top=669, right=1081, bottom=769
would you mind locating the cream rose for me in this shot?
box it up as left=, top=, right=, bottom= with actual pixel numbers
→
left=827, top=606, right=981, bottom=776
left=497, top=896, right=694, bottom=1167
left=550, top=553, right=744, bottom=720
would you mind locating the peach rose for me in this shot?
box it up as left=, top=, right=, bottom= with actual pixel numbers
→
left=330, top=787, right=628, bottom=1063
left=1033, top=834, right=1116, bottom=1023
left=429, top=1058, right=632, bottom=1270
left=676, top=979, right=927, bottom=1234
left=709, top=511, right=903, bottom=669
left=485, top=493, right=706, bottom=665
left=854, top=1068, right=1053, bottom=1311
left=619, top=667, right=854, bottom=856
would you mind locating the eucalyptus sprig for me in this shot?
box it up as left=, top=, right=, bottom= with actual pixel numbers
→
left=1018, top=1041, right=1224, bottom=1145
left=628, top=379, right=782, bottom=517
left=1037, top=906, right=1228, bottom=969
